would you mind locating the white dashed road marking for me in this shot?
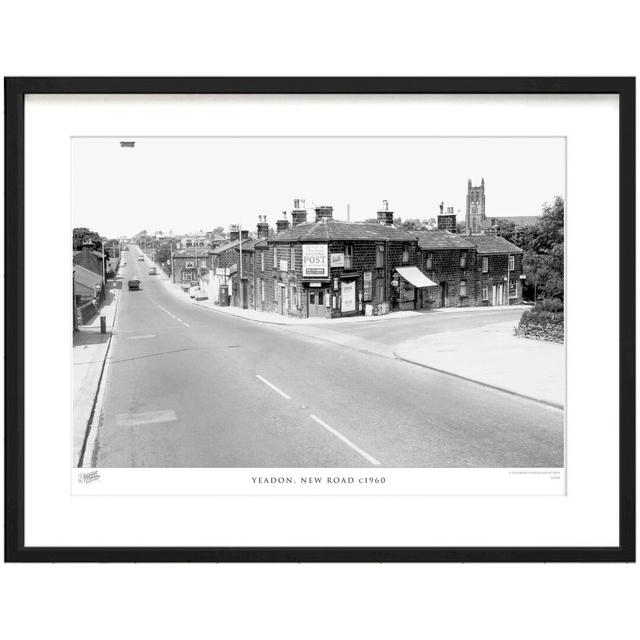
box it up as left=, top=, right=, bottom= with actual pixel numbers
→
left=256, top=375, right=291, bottom=400
left=116, top=410, right=177, bottom=426
left=309, top=414, right=381, bottom=466
left=157, top=304, right=190, bottom=328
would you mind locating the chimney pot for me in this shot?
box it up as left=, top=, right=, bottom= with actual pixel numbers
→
left=377, top=202, right=394, bottom=226
left=314, top=206, right=334, bottom=222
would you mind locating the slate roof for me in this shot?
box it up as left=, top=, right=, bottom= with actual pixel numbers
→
left=269, top=219, right=417, bottom=243
left=73, top=265, right=102, bottom=290
left=415, top=230, right=476, bottom=250
left=172, top=248, right=211, bottom=258
left=211, top=239, right=248, bottom=255
left=466, top=234, right=524, bottom=254
left=73, top=250, right=104, bottom=258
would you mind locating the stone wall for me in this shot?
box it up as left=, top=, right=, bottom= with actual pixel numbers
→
left=516, top=311, right=564, bottom=343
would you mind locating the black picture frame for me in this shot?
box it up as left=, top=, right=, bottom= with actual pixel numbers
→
left=4, top=77, right=635, bottom=563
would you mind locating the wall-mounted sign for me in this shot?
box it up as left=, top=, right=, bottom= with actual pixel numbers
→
left=279, top=259, right=288, bottom=272
left=363, top=271, right=372, bottom=301
left=309, top=282, right=322, bottom=288
left=302, top=244, right=328, bottom=277
left=333, top=278, right=339, bottom=290
left=184, top=261, right=195, bottom=269
left=341, top=280, right=356, bottom=312
left=182, top=271, right=195, bottom=281
left=330, top=253, right=345, bottom=268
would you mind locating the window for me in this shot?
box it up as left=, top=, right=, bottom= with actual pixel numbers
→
left=273, top=247, right=277, bottom=267
left=508, top=254, right=515, bottom=271
left=345, top=245, right=353, bottom=269
left=261, top=279, right=265, bottom=302
left=509, top=278, right=518, bottom=298
left=426, top=252, right=433, bottom=270
left=376, top=244, right=385, bottom=268
left=460, top=280, right=467, bottom=297
left=290, top=246, right=296, bottom=270
left=482, top=256, right=489, bottom=273
left=261, top=252, right=264, bottom=272
left=402, top=245, right=410, bottom=263
left=460, top=251, right=467, bottom=268
left=482, top=286, right=489, bottom=301
left=375, top=278, right=385, bottom=302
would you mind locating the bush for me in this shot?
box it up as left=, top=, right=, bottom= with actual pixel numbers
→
left=533, top=298, right=563, bottom=313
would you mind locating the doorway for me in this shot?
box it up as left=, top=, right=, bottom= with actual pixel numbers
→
left=440, top=282, right=448, bottom=308
left=307, top=289, right=326, bottom=318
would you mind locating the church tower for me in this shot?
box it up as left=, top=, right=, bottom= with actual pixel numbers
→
left=465, top=177, right=486, bottom=234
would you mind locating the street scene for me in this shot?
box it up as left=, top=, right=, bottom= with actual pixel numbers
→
left=72, top=137, right=565, bottom=469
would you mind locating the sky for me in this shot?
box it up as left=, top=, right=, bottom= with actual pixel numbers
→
left=72, top=137, right=566, bottom=238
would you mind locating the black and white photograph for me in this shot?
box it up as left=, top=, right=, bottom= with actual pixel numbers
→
left=72, top=136, right=566, bottom=476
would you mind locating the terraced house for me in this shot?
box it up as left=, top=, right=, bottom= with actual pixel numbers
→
left=216, top=199, right=525, bottom=319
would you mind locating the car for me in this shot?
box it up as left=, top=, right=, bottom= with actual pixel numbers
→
left=128, top=279, right=141, bottom=291
left=149, top=267, right=157, bottom=275
left=138, top=256, right=144, bottom=261
left=195, top=291, right=208, bottom=301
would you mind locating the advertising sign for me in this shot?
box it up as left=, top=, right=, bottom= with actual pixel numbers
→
left=330, top=253, right=345, bottom=268
left=363, top=271, right=372, bottom=301
left=302, top=244, right=328, bottom=277
left=341, top=280, right=356, bottom=312
left=185, top=261, right=195, bottom=269
left=182, top=271, right=195, bottom=281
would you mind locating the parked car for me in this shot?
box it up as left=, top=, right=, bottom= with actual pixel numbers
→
left=195, top=290, right=208, bottom=301
left=128, top=279, right=141, bottom=291
left=149, top=267, right=157, bottom=275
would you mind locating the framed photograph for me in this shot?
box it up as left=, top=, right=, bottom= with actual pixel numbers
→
left=4, top=77, right=635, bottom=562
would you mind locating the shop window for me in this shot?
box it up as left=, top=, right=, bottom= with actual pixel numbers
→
left=460, top=280, right=467, bottom=297
left=261, top=279, right=265, bottom=302
left=482, top=286, right=489, bottom=301
left=345, top=245, right=353, bottom=269
left=509, top=278, right=518, bottom=298
left=509, top=254, right=515, bottom=271
left=376, top=244, right=385, bottom=268
left=460, top=251, right=467, bottom=268
left=482, top=257, right=489, bottom=273
left=426, top=252, right=433, bottom=270
left=402, top=246, right=410, bottom=263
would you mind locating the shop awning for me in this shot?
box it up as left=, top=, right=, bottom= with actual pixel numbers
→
left=395, top=266, right=437, bottom=288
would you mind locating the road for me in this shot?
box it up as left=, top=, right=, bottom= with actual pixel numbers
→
left=90, top=247, right=563, bottom=468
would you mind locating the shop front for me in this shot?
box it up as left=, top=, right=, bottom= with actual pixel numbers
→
left=393, top=266, right=438, bottom=311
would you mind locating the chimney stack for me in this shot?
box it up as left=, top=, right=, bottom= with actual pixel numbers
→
left=437, top=206, right=457, bottom=233
left=377, top=200, right=394, bottom=226
left=256, top=215, right=270, bottom=238
left=276, top=211, right=290, bottom=233
left=228, top=224, right=240, bottom=242
left=291, top=199, right=308, bottom=226
left=314, top=205, right=333, bottom=223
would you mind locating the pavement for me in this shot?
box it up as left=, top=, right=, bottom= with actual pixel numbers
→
left=74, top=246, right=564, bottom=469
left=72, top=278, right=121, bottom=464
left=395, top=322, right=565, bottom=408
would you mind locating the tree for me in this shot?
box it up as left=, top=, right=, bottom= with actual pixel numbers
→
left=518, top=196, right=564, bottom=302
left=399, top=218, right=426, bottom=232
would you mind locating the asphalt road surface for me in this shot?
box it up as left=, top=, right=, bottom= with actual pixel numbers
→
left=91, top=247, right=564, bottom=468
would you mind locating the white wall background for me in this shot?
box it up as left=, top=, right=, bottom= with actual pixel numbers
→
left=1, top=1, right=638, bottom=639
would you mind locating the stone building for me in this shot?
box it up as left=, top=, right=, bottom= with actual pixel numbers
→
left=468, top=234, right=524, bottom=306
left=258, top=201, right=431, bottom=319
left=415, top=229, right=478, bottom=308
